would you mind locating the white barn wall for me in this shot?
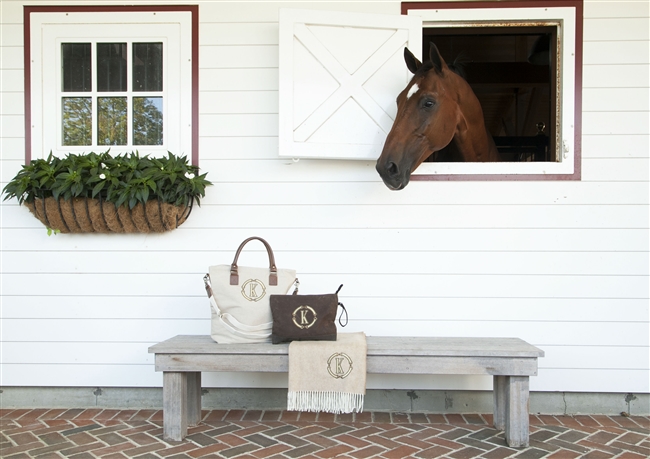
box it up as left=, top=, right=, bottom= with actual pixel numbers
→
left=0, top=0, right=648, bottom=397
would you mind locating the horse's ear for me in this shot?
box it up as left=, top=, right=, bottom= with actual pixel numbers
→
left=404, top=47, right=422, bottom=74
left=429, top=42, right=448, bottom=74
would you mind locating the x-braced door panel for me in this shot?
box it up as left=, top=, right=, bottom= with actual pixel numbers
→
left=279, top=9, right=422, bottom=160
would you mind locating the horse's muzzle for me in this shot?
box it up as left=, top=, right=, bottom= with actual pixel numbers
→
left=376, top=160, right=410, bottom=190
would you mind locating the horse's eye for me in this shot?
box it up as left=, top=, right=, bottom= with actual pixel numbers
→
left=422, top=99, right=435, bottom=109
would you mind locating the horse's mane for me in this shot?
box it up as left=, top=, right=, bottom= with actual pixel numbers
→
left=415, top=52, right=470, bottom=80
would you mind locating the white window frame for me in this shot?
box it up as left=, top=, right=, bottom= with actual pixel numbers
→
left=407, top=4, right=578, bottom=179
left=28, top=11, right=193, bottom=160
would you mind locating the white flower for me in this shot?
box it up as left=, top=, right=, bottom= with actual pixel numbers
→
left=100, top=163, right=107, bottom=169
left=185, top=172, right=195, bottom=179
left=99, top=173, right=106, bottom=180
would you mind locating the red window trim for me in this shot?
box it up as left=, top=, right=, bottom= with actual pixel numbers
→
left=401, top=0, right=583, bottom=181
left=23, top=5, right=200, bottom=166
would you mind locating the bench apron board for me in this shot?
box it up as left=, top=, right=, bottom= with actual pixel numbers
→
left=148, top=335, right=544, bottom=447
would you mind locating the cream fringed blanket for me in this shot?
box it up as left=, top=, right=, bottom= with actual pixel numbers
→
left=287, top=332, right=367, bottom=414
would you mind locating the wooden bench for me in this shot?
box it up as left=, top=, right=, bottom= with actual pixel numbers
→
left=148, top=335, right=544, bottom=447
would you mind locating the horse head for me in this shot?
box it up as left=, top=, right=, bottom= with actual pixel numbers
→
left=376, top=43, right=499, bottom=190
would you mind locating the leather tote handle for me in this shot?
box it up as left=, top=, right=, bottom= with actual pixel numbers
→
left=230, top=236, right=278, bottom=286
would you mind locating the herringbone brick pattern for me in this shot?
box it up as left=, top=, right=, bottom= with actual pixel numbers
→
left=1, top=409, right=648, bottom=459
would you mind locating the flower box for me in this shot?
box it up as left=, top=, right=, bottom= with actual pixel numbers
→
left=26, top=197, right=191, bottom=233
left=3, top=151, right=210, bottom=234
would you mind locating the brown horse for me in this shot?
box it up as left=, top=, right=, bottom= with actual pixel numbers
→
left=376, top=43, right=500, bottom=190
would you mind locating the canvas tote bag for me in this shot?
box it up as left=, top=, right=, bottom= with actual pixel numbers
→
left=205, top=237, right=297, bottom=343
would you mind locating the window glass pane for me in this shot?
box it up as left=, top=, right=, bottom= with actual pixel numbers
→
left=62, top=43, right=91, bottom=92
left=62, top=97, right=92, bottom=145
left=133, top=43, right=163, bottom=92
left=98, top=97, right=127, bottom=145
left=133, top=97, right=163, bottom=145
left=97, top=43, right=127, bottom=92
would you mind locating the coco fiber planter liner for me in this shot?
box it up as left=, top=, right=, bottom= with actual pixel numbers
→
left=25, top=197, right=192, bottom=233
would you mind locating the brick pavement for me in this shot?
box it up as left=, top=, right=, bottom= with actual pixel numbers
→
left=0, top=409, right=648, bottom=459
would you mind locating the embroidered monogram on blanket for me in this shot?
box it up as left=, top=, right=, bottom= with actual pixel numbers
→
left=287, top=332, right=366, bottom=413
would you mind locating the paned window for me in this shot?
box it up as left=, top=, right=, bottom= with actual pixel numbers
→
left=60, top=41, right=164, bottom=147
left=26, top=8, right=196, bottom=162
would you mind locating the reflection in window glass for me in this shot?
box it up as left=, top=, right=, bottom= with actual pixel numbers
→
left=98, top=97, right=127, bottom=145
left=62, top=43, right=91, bottom=92
left=133, top=97, right=163, bottom=145
left=97, top=43, right=127, bottom=92
left=133, top=43, right=163, bottom=92
left=62, top=97, right=92, bottom=145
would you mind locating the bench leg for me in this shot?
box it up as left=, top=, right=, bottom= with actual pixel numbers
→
left=187, top=372, right=202, bottom=426
left=493, top=376, right=530, bottom=447
left=493, top=375, right=506, bottom=431
left=163, top=372, right=188, bottom=441
left=504, top=376, right=530, bottom=448
left=163, top=372, right=202, bottom=441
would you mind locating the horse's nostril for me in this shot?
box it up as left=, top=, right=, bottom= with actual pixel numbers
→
left=387, top=162, right=399, bottom=177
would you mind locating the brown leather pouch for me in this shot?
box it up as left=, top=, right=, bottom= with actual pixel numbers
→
left=270, top=285, right=347, bottom=344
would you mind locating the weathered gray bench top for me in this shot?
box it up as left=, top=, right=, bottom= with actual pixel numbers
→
left=149, top=334, right=544, bottom=358
left=149, top=335, right=544, bottom=376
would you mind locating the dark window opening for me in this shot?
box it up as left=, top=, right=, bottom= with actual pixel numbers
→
left=422, top=26, right=558, bottom=163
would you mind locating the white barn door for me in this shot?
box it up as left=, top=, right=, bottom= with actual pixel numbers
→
left=279, top=9, right=422, bottom=160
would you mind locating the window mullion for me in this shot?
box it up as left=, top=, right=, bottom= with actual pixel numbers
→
left=91, top=40, right=98, bottom=147
left=126, top=41, right=133, bottom=148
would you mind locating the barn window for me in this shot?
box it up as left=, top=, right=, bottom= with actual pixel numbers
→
left=25, top=7, right=198, bottom=164
left=405, top=0, right=582, bottom=180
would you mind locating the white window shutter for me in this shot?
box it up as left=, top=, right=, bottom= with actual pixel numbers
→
left=279, top=9, right=422, bottom=160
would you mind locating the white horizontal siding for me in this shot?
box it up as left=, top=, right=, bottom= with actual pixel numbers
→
left=199, top=68, right=278, bottom=91
left=200, top=23, right=279, bottom=46
left=3, top=319, right=648, bottom=347
left=2, top=202, right=649, bottom=229
left=1, top=114, right=24, bottom=137
left=1, top=91, right=24, bottom=115
left=0, top=0, right=648, bottom=397
left=583, top=40, right=649, bottom=65
left=200, top=91, right=279, bottom=114
left=1, top=272, right=647, bottom=300
left=583, top=64, right=649, bottom=88
left=199, top=45, right=279, bottom=69
left=3, top=226, right=647, bottom=252
left=0, top=69, right=23, bottom=91
left=583, top=88, right=649, bottom=112
left=0, top=46, right=23, bottom=70
left=3, top=297, right=647, bottom=322
left=3, top=250, right=648, bottom=276
left=584, top=1, right=649, bottom=19
left=582, top=135, right=648, bottom=158
left=583, top=17, right=649, bottom=41
left=582, top=112, right=649, bottom=135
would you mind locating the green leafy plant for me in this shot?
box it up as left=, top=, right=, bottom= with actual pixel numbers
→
left=3, top=151, right=211, bottom=209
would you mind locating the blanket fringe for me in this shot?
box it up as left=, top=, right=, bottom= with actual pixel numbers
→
left=287, top=390, right=364, bottom=414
